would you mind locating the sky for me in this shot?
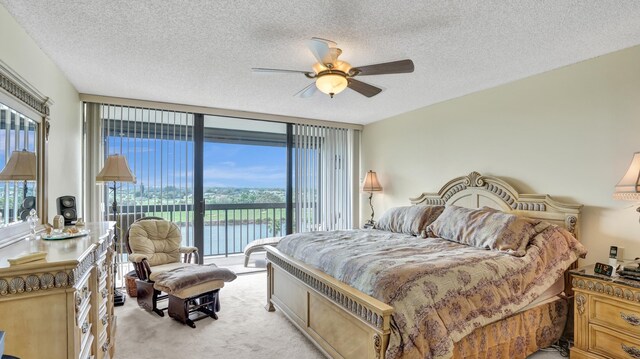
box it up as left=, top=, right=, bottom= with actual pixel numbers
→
left=109, top=136, right=286, bottom=189
left=202, top=142, right=286, bottom=188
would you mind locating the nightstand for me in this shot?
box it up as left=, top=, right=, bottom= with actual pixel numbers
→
left=571, top=265, right=640, bottom=359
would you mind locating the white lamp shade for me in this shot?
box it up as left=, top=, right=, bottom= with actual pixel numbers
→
left=96, top=155, right=136, bottom=183
left=315, top=74, right=348, bottom=96
left=614, top=152, right=640, bottom=201
left=362, top=170, right=383, bottom=193
left=0, top=150, right=37, bottom=181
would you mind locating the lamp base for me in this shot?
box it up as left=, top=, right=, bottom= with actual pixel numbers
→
left=363, top=219, right=375, bottom=229
left=114, top=289, right=126, bottom=306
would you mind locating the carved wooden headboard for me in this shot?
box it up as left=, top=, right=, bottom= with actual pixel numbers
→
left=410, top=171, right=582, bottom=239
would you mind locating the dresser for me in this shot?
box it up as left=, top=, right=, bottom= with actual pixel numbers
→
left=571, top=265, right=640, bottom=359
left=0, top=222, right=116, bottom=359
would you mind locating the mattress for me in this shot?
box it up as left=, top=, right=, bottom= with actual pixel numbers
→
left=518, top=275, right=565, bottom=313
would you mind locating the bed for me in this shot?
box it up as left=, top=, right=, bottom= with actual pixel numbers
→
left=265, top=171, right=584, bottom=359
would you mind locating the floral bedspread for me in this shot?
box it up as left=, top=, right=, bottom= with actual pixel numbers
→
left=276, top=225, right=586, bottom=359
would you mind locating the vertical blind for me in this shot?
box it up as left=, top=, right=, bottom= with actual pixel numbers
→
left=292, top=124, right=354, bottom=232
left=92, top=104, right=195, bottom=246
left=0, top=103, right=37, bottom=225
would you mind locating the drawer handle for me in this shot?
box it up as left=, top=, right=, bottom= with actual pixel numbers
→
left=621, top=312, right=640, bottom=326
left=102, top=315, right=108, bottom=325
left=82, top=321, right=89, bottom=334
left=101, top=288, right=108, bottom=299
left=623, top=343, right=640, bottom=358
left=102, top=342, right=109, bottom=352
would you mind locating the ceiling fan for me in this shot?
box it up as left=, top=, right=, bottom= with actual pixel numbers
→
left=252, top=37, right=414, bottom=98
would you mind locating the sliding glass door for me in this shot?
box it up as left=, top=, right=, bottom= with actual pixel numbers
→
left=194, top=115, right=287, bottom=257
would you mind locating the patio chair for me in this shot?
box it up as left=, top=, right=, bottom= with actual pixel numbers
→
left=243, top=236, right=283, bottom=267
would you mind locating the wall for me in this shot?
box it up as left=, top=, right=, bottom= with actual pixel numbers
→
left=0, top=4, right=82, bottom=219
left=362, top=45, right=640, bottom=265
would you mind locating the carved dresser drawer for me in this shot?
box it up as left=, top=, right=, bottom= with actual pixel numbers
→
left=76, top=274, right=92, bottom=318
left=591, top=296, right=640, bottom=337
left=95, top=303, right=109, bottom=359
left=73, top=251, right=95, bottom=359
left=571, top=265, right=640, bottom=359
left=589, top=325, right=640, bottom=359
left=96, top=303, right=108, bottom=336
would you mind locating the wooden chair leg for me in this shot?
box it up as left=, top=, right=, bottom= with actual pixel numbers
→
left=200, top=291, right=218, bottom=319
left=214, top=290, right=220, bottom=312
left=152, top=292, right=165, bottom=317
left=136, top=280, right=165, bottom=317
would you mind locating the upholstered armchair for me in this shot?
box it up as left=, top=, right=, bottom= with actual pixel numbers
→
left=124, top=217, right=198, bottom=316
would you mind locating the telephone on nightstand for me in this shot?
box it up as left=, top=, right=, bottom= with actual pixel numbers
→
left=609, top=245, right=619, bottom=267
left=618, top=258, right=640, bottom=280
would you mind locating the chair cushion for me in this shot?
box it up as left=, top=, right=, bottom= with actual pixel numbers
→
left=152, top=264, right=237, bottom=295
left=168, top=280, right=225, bottom=299
left=128, top=220, right=183, bottom=267
left=148, top=262, right=194, bottom=281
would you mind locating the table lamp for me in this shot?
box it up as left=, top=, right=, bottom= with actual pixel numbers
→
left=362, top=170, right=383, bottom=226
left=0, top=150, right=37, bottom=223
left=0, top=149, right=37, bottom=199
left=96, top=154, right=136, bottom=306
left=614, top=152, right=640, bottom=221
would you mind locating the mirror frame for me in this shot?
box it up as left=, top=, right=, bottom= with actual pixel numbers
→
left=0, top=61, right=49, bottom=247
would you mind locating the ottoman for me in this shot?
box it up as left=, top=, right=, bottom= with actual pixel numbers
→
left=152, top=264, right=237, bottom=328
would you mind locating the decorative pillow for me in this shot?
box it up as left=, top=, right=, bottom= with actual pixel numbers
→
left=375, top=205, right=445, bottom=236
left=426, top=205, right=540, bottom=256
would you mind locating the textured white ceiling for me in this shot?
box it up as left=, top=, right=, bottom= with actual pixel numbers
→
left=2, top=1, right=640, bottom=125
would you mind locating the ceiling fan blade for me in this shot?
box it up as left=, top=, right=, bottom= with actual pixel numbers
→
left=252, top=68, right=311, bottom=75
left=306, top=38, right=337, bottom=65
left=347, top=79, right=382, bottom=98
left=350, top=59, right=414, bottom=76
left=310, top=37, right=337, bottom=46
left=294, top=82, right=318, bottom=98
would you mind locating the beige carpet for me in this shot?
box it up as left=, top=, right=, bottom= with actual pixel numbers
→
left=115, top=272, right=565, bottom=359
left=115, top=272, right=324, bottom=359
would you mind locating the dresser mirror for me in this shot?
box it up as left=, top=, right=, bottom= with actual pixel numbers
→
left=0, top=72, right=48, bottom=248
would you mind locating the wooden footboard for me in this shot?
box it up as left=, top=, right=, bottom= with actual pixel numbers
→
left=266, top=246, right=393, bottom=359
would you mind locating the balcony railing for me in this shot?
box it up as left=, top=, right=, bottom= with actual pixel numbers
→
left=118, top=202, right=286, bottom=257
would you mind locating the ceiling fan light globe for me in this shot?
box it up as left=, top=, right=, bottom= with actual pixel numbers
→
left=316, top=74, right=348, bottom=96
